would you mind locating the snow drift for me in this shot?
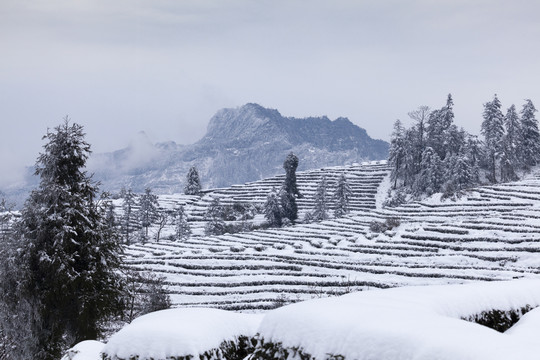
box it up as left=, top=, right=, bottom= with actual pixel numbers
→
left=101, top=308, right=262, bottom=360
left=252, top=279, right=540, bottom=360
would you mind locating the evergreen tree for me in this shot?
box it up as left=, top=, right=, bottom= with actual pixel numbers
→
left=481, top=95, right=505, bottom=183
left=417, top=147, right=443, bottom=195
left=312, top=175, right=329, bottom=221
left=0, top=197, right=15, bottom=242
left=15, top=120, right=123, bottom=359
left=454, top=155, right=473, bottom=190
left=519, top=99, right=540, bottom=168
left=204, top=197, right=226, bottom=236
left=173, top=205, right=191, bottom=240
left=334, top=173, right=352, bottom=217
left=138, top=187, right=159, bottom=241
left=426, top=94, right=455, bottom=160
left=502, top=104, right=521, bottom=178
left=264, top=188, right=282, bottom=228
left=281, top=152, right=301, bottom=223
left=464, top=134, right=482, bottom=184
left=184, top=166, right=202, bottom=195
left=388, top=119, right=406, bottom=189
left=120, top=187, right=137, bottom=245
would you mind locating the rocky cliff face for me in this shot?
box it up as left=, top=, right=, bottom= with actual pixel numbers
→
left=88, top=103, right=389, bottom=193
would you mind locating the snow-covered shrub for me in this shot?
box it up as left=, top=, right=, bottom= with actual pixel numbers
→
left=370, top=217, right=400, bottom=233
left=102, top=309, right=261, bottom=360
left=251, top=280, right=540, bottom=360
left=247, top=339, right=315, bottom=360
left=369, top=220, right=387, bottom=233
left=230, top=245, right=246, bottom=253
left=293, top=242, right=303, bottom=250
left=463, top=305, right=533, bottom=332
left=303, top=212, right=314, bottom=224
left=328, top=237, right=340, bottom=246
left=253, top=244, right=267, bottom=252
left=383, top=188, right=407, bottom=208
left=221, top=202, right=258, bottom=221
left=309, top=239, right=324, bottom=248
left=385, top=217, right=401, bottom=229
left=273, top=243, right=286, bottom=250
left=121, top=270, right=171, bottom=324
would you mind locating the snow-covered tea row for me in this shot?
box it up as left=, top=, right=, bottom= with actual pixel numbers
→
left=70, top=280, right=540, bottom=360
left=120, top=163, right=540, bottom=311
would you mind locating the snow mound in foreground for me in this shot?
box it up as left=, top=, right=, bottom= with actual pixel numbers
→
left=61, top=340, right=104, bottom=360
left=102, top=308, right=263, bottom=360
left=255, top=279, right=540, bottom=360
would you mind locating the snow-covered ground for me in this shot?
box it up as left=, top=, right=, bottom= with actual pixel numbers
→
left=118, top=163, right=540, bottom=311
left=102, top=308, right=262, bottom=360
left=256, top=279, right=540, bottom=360
left=70, top=279, right=540, bottom=360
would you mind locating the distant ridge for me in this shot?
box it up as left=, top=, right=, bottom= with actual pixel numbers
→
left=88, top=103, right=388, bottom=193
left=6, top=104, right=388, bottom=204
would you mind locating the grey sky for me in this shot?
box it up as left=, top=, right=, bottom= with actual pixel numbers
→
left=1, top=0, right=540, bottom=188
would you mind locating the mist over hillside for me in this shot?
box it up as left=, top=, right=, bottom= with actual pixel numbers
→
left=88, top=103, right=388, bottom=193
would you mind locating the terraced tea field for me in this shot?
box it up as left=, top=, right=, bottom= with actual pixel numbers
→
left=121, top=162, right=540, bottom=311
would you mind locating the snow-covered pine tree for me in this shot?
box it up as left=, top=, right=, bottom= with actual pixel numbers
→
left=465, top=134, right=482, bottom=184
left=417, top=147, right=443, bottom=195
left=281, top=152, right=301, bottom=223
left=453, top=154, right=473, bottom=190
left=426, top=94, right=454, bottom=160
left=138, top=187, right=159, bottom=241
left=0, top=197, right=15, bottom=242
left=264, top=188, right=282, bottom=228
left=312, top=175, right=329, bottom=221
left=519, top=99, right=540, bottom=169
left=184, top=166, right=202, bottom=196
left=120, top=187, right=137, bottom=245
left=204, top=197, right=226, bottom=235
left=174, top=205, right=191, bottom=240
left=481, top=95, right=505, bottom=183
left=334, top=173, right=352, bottom=218
left=502, top=104, right=521, bottom=178
left=445, top=125, right=466, bottom=157
left=15, top=120, right=123, bottom=359
left=388, top=119, right=406, bottom=189
left=403, top=127, right=420, bottom=187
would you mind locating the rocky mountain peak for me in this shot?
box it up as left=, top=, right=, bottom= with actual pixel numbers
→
left=204, top=103, right=283, bottom=144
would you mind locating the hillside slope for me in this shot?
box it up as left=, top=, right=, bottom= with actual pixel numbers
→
left=120, top=163, right=540, bottom=311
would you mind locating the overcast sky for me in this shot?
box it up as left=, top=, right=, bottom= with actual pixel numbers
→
left=1, top=0, right=540, bottom=188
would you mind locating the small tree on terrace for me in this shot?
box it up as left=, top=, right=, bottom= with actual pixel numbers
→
left=281, top=152, right=302, bottom=223
left=184, top=166, right=202, bottom=195
left=174, top=205, right=191, bottom=240
left=120, top=187, right=137, bottom=245
left=312, top=175, right=329, bottom=221
left=15, top=120, right=124, bottom=359
left=334, top=173, right=352, bottom=217
left=138, top=187, right=159, bottom=241
left=204, top=197, right=226, bottom=236
left=264, top=188, right=282, bottom=228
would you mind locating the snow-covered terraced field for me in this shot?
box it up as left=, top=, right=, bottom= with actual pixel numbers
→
left=122, top=163, right=540, bottom=311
